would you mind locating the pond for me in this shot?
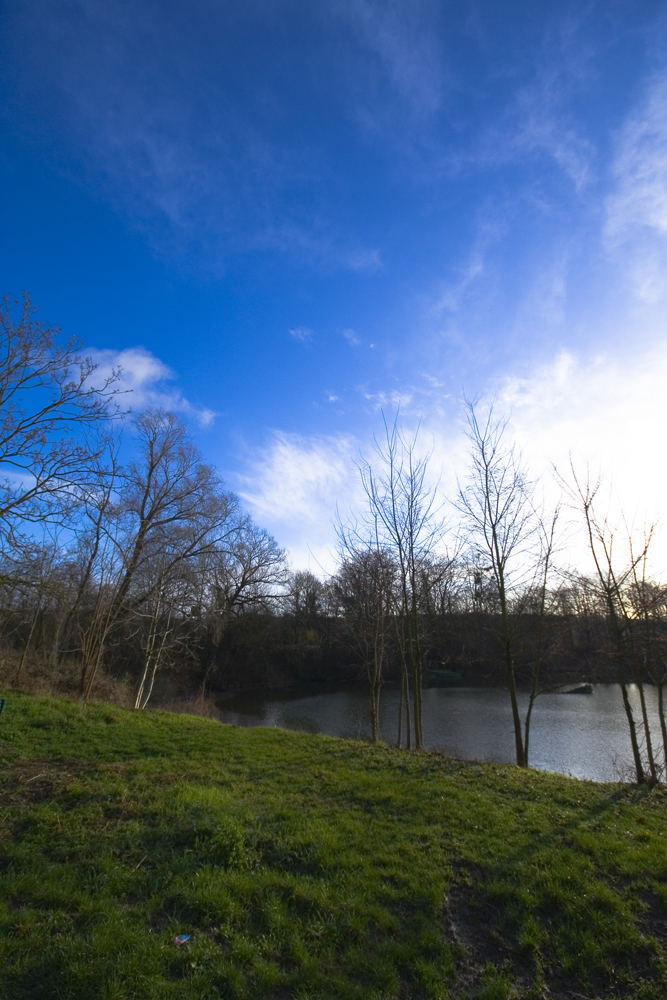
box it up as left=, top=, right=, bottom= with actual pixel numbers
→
left=217, top=683, right=665, bottom=783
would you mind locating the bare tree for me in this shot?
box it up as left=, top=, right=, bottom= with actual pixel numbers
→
left=624, top=526, right=662, bottom=782
left=331, top=547, right=397, bottom=743
left=194, top=519, right=287, bottom=693
left=78, top=409, right=238, bottom=698
left=286, top=571, right=326, bottom=622
left=457, top=402, right=538, bottom=767
left=282, top=570, right=327, bottom=658
left=7, top=536, right=61, bottom=680
left=357, top=416, right=442, bottom=749
left=55, top=430, right=123, bottom=666
left=133, top=553, right=194, bottom=710
left=522, top=505, right=561, bottom=764
left=625, top=562, right=667, bottom=777
left=564, top=465, right=653, bottom=783
left=0, top=293, right=120, bottom=542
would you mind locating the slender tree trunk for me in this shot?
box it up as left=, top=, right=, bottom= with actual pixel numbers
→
left=365, top=655, right=379, bottom=743
left=395, top=623, right=412, bottom=749
left=637, top=679, right=657, bottom=782
left=83, top=642, right=105, bottom=701
left=370, top=666, right=380, bottom=743
left=410, top=597, right=424, bottom=749
left=524, top=630, right=546, bottom=766
left=498, top=581, right=526, bottom=767
left=524, top=529, right=557, bottom=766
left=403, top=659, right=411, bottom=750
left=137, top=581, right=174, bottom=711
left=58, top=531, right=105, bottom=663
left=524, top=669, right=540, bottom=766
left=15, top=595, right=43, bottom=680
left=135, top=578, right=164, bottom=709
left=49, top=613, right=64, bottom=669
left=135, top=643, right=156, bottom=711
left=611, top=620, right=646, bottom=783
left=79, top=595, right=114, bottom=699
left=505, top=646, right=526, bottom=767
left=368, top=598, right=385, bottom=744
left=139, top=624, right=171, bottom=710
left=657, top=682, right=667, bottom=777
left=618, top=670, right=645, bottom=783
left=371, top=646, right=383, bottom=743
left=578, top=493, right=647, bottom=783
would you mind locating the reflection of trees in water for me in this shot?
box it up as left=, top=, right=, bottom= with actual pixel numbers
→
left=219, top=684, right=663, bottom=783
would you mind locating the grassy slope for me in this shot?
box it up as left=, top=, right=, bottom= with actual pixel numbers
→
left=0, top=695, right=666, bottom=1000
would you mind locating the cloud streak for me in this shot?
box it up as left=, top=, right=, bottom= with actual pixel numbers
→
left=335, top=0, right=445, bottom=119
left=496, top=344, right=667, bottom=568
left=10, top=0, right=385, bottom=274
left=235, top=334, right=667, bottom=571
left=91, top=346, right=215, bottom=426
left=606, top=71, right=667, bottom=302
left=289, top=327, right=313, bottom=343
left=607, top=73, right=667, bottom=239
left=238, top=430, right=362, bottom=570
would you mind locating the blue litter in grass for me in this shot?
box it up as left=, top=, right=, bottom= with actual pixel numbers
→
left=174, top=935, right=191, bottom=946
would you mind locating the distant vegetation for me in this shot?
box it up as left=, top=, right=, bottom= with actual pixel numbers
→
left=1, top=294, right=667, bottom=782
left=1, top=693, right=667, bottom=1000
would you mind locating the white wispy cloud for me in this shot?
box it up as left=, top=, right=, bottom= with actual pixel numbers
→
left=345, top=248, right=382, bottom=272
left=362, top=389, right=414, bottom=410
left=431, top=227, right=493, bottom=317
left=607, top=72, right=667, bottom=238
left=90, top=346, right=216, bottom=426
left=235, top=337, right=667, bottom=571
left=496, top=344, right=667, bottom=569
left=342, top=328, right=361, bottom=345
left=606, top=70, right=667, bottom=302
left=466, top=16, right=596, bottom=190
left=509, top=82, right=594, bottom=191
left=336, top=0, right=445, bottom=119
left=289, top=327, right=313, bottom=342
left=238, top=430, right=362, bottom=570
left=14, top=1, right=388, bottom=274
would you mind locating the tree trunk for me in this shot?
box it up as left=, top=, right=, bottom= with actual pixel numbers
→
left=15, top=595, right=43, bottom=681
left=83, top=642, right=105, bottom=701
left=657, top=683, right=667, bottom=777
left=506, top=647, right=526, bottom=767
left=403, top=664, right=411, bottom=749
left=637, top=680, right=657, bottom=782
left=498, top=579, right=526, bottom=767
left=370, top=666, right=380, bottom=743
left=410, top=596, right=424, bottom=749
left=395, top=623, right=411, bottom=749
left=524, top=668, right=540, bottom=766
left=618, top=669, right=645, bottom=783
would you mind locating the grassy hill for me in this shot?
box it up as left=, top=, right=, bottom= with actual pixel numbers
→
left=0, top=694, right=666, bottom=999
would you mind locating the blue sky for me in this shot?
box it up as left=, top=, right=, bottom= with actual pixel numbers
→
left=2, top=1, right=667, bottom=568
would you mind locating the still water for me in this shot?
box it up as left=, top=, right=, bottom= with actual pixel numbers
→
left=217, top=683, right=665, bottom=783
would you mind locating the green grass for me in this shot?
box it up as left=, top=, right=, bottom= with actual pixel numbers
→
left=0, top=694, right=666, bottom=999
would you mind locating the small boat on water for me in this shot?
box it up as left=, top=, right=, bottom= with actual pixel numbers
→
left=563, top=683, right=594, bottom=695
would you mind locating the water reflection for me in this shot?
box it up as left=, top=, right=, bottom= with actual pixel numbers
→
left=218, top=683, right=664, bottom=783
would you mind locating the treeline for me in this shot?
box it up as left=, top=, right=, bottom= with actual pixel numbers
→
left=2, top=293, right=667, bottom=783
